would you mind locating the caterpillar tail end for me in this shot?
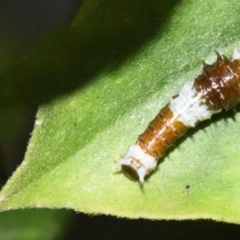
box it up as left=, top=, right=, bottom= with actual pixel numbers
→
left=120, top=143, right=157, bottom=184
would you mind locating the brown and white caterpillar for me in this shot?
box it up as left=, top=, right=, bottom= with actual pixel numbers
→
left=120, top=50, right=240, bottom=183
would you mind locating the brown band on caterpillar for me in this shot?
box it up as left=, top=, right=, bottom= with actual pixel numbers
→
left=138, top=105, right=188, bottom=159
left=195, top=52, right=240, bottom=110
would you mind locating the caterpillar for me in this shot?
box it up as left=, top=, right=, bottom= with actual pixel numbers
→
left=120, top=50, right=240, bottom=183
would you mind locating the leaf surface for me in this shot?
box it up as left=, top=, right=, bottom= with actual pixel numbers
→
left=1, top=0, right=240, bottom=223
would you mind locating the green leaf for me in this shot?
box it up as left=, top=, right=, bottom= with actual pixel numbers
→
left=0, top=209, right=73, bottom=240
left=1, top=0, right=240, bottom=223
